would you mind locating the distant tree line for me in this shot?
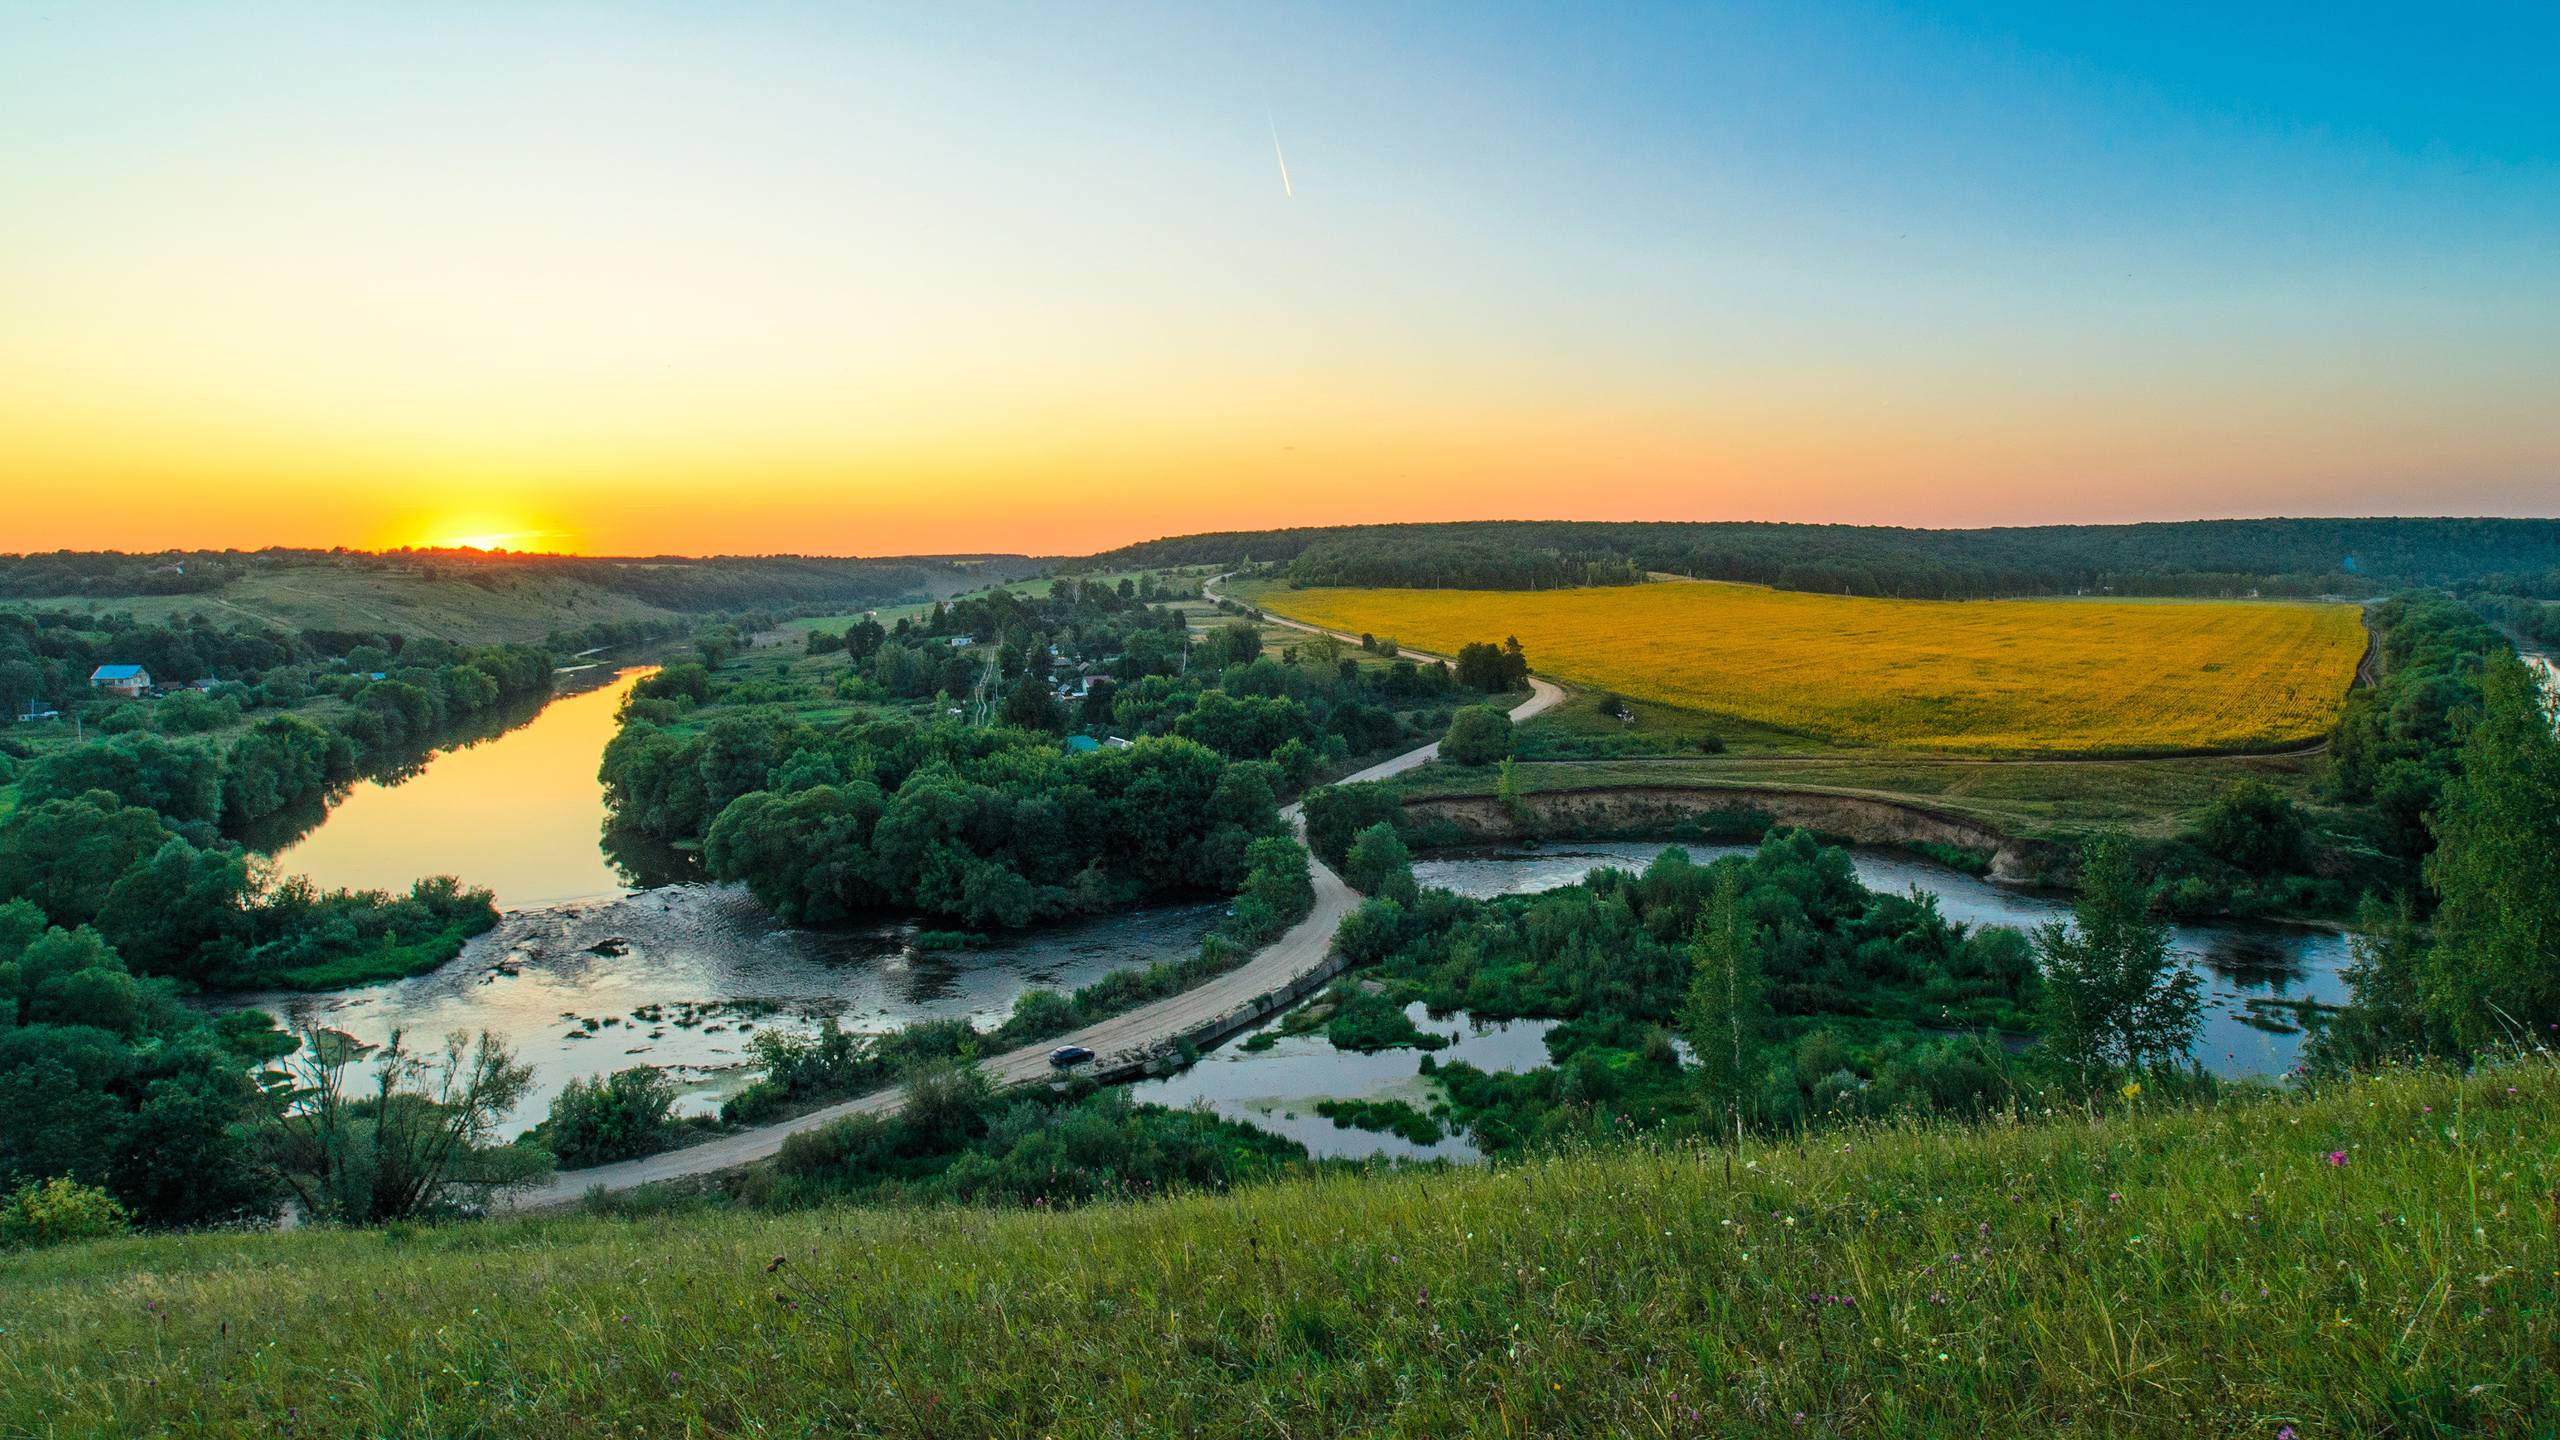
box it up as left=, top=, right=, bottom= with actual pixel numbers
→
left=0, top=548, right=987, bottom=614
left=1093, top=518, right=2560, bottom=599
left=1285, top=537, right=1644, bottom=590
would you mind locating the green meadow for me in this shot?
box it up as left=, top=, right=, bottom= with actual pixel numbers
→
left=3, top=1063, right=2548, bottom=1437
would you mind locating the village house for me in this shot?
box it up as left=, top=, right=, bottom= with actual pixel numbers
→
left=88, top=664, right=152, bottom=697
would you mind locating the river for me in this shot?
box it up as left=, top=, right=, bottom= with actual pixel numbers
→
left=260, top=664, right=671, bottom=910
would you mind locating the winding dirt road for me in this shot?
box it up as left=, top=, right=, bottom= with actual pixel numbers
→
left=503, top=594, right=1562, bottom=1208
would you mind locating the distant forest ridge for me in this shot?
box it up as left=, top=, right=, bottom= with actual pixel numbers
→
left=13, top=518, right=2560, bottom=607
left=0, top=548, right=1038, bottom=612
left=1088, top=518, right=2560, bottom=599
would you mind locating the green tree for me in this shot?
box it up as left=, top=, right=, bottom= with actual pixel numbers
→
left=264, top=1029, right=547, bottom=1223
left=96, top=838, right=252, bottom=980
left=542, top=1066, right=680, bottom=1167
left=0, top=793, right=170, bottom=927
left=2032, top=832, right=2200, bottom=1089
left=1343, top=821, right=1416, bottom=900
left=692, top=624, right=743, bottom=668
left=1680, top=868, right=1765, bottom=1142
left=2306, top=894, right=2442, bottom=1071
left=2196, top=780, right=2309, bottom=873
left=1209, top=621, right=1264, bottom=667
left=2418, top=653, right=2560, bottom=1046
left=18, top=733, right=224, bottom=825
left=1452, top=642, right=1519, bottom=692
left=999, top=676, right=1066, bottom=734
left=1440, top=705, right=1513, bottom=766
left=1300, top=783, right=1405, bottom=868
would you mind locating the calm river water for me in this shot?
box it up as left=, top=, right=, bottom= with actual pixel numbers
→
left=261, top=664, right=665, bottom=910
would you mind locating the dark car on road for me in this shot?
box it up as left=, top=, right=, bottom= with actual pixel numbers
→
left=1048, top=1045, right=1094, bottom=1068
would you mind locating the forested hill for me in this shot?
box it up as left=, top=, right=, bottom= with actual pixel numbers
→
left=1089, top=518, right=2560, bottom=599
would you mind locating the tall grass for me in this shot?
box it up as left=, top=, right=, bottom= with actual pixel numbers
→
left=2, top=1065, right=2551, bottom=1436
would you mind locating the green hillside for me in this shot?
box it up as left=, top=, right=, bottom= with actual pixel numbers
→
left=7, top=567, right=677, bottom=646
left=3, top=1064, right=2546, bottom=1436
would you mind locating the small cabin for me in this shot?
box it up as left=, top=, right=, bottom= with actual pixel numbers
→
left=88, top=664, right=152, bottom=697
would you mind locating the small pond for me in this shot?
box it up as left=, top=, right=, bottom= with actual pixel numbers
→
left=1125, top=1002, right=1555, bottom=1162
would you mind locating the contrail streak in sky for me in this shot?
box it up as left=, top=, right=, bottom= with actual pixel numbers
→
left=1267, top=106, right=1292, bottom=197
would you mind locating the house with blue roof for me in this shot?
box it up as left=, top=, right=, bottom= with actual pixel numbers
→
left=88, top=664, right=152, bottom=697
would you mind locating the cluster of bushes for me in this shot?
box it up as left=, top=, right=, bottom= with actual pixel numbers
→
left=752, top=1067, right=1302, bottom=1210
left=528, top=1067, right=702, bottom=1167
left=2126, top=779, right=2377, bottom=921
left=0, top=901, right=298, bottom=1230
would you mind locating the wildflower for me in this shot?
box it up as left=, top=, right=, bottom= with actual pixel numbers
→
left=2121, top=1081, right=2142, bottom=1101
left=2325, top=1150, right=2348, bottom=1167
left=2277, top=1428, right=2297, bottom=1440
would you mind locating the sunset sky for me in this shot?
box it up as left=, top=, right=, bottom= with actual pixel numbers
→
left=3, top=3, right=2554, bottom=557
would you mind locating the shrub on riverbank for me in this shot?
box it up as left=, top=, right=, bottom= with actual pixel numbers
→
left=5, top=1063, right=2548, bottom=1435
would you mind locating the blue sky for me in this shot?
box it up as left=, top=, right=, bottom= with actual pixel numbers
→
left=1, top=2, right=2552, bottom=552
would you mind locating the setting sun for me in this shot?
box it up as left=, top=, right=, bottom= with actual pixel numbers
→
left=434, top=532, right=534, bottom=553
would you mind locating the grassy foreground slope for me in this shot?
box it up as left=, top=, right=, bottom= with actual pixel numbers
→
left=1259, top=582, right=2364, bottom=755
left=4, top=1067, right=2551, bottom=1436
